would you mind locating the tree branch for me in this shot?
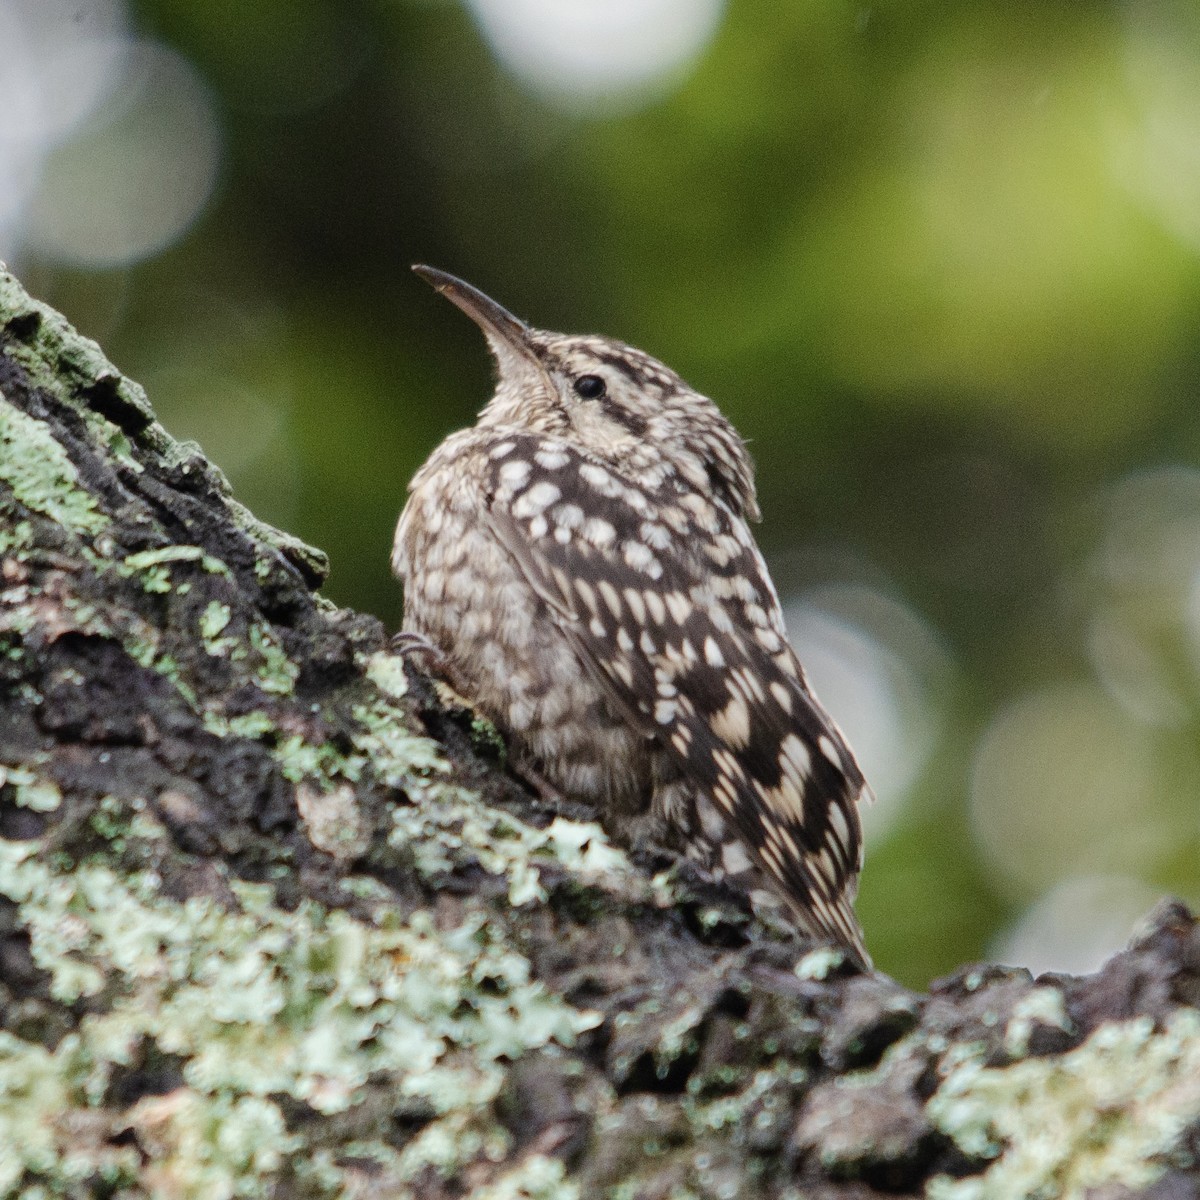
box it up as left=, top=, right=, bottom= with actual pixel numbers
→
left=0, top=264, right=1197, bottom=1199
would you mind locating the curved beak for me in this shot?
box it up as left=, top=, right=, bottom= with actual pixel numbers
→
left=412, top=265, right=534, bottom=359
left=413, top=266, right=553, bottom=419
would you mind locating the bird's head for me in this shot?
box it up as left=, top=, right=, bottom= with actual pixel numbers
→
left=412, top=265, right=759, bottom=520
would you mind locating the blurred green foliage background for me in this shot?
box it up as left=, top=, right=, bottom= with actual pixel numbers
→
left=11, top=0, right=1200, bottom=987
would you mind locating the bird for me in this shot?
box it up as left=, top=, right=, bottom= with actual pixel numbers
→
left=393, top=265, right=872, bottom=968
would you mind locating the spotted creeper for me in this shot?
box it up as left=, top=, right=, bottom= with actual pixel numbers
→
left=394, top=267, right=871, bottom=967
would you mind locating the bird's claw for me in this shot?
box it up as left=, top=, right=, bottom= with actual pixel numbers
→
left=390, top=630, right=448, bottom=671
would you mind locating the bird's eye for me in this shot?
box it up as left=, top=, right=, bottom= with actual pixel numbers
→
left=573, top=374, right=606, bottom=400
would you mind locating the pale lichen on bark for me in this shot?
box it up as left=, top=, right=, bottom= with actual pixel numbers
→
left=0, top=264, right=1198, bottom=1200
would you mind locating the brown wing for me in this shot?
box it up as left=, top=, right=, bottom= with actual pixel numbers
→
left=485, top=434, right=870, bottom=964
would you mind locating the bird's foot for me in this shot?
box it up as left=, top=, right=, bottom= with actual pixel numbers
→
left=390, top=630, right=448, bottom=672
left=510, top=760, right=597, bottom=822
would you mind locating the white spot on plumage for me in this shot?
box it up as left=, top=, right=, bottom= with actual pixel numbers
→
left=757, top=781, right=795, bottom=822
left=664, top=591, right=691, bottom=624
left=753, top=628, right=781, bottom=655
left=828, top=803, right=852, bottom=856
left=816, top=847, right=840, bottom=889
left=422, top=504, right=445, bottom=536
left=597, top=579, right=622, bottom=619
left=694, top=795, right=723, bottom=839
left=745, top=603, right=768, bottom=628
left=818, top=735, right=842, bottom=769
left=704, top=637, right=726, bottom=668
left=551, top=566, right=572, bottom=596
left=639, top=521, right=672, bottom=550
left=644, top=592, right=666, bottom=624
left=708, top=606, right=735, bottom=634
left=535, top=446, right=570, bottom=469
left=769, top=681, right=793, bottom=714
left=704, top=540, right=733, bottom=567
left=624, top=588, right=646, bottom=624
left=555, top=503, right=585, bottom=530
left=721, top=840, right=753, bottom=874
left=623, top=539, right=661, bottom=577
left=775, top=825, right=801, bottom=860
left=713, top=776, right=740, bottom=814
left=710, top=576, right=735, bottom=601
left=712, top=747, right=746, bottom=784
left=779, top=733, right=812, bottom=787
left=582, top=516, right=616, bottom=547
left=580, top=462, right=620, bottom=496
left=775, top=651, right=799, bottom=678
left=499, top=458, right=531, bottom=488
left=711, top=694, right=752, bottom=748
left=422, top=569, right=445, bottom=603
left=732, top=576, right=757, bottom=602
left=622, top=487, right=650, bottom=513
left=679, top=492, right=718, bottom=528
left=575, top=578, right=598, bottom=615
left=509, top=696, right=534, bottom=730
left=513, top=480, right=562, bottom=517
left=737, top=668, right=766, bottom=703
left=659, top=505, right=688, bottom=534
left=759, top=839, right=785, bottom=872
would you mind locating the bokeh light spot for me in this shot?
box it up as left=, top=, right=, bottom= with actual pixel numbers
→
left=782, top=13, right=1195, bottom=448
left=465, top=0, right=726, bottom=111
left=992, top=874, right=1165, bottom=976
left=1117, top=4, right=1200, bottom=255
left=0, top=0, right=131, bottom=259
left=1087, top=467, right=1200, bottom=724
left=24, top=40, right=221, bottom=268
left=970, top=683, right=1169, bottom=900
left=1088, top=607, right=1190, bottom=728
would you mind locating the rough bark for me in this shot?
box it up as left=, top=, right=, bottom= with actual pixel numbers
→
left=0, top=263, right=1198, bottom=1200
